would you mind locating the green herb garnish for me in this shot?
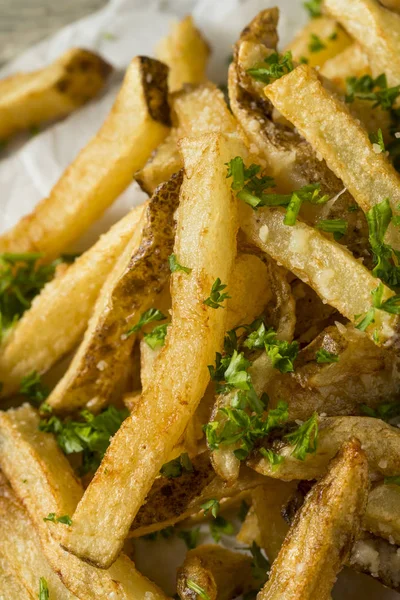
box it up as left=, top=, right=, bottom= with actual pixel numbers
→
left=315, top=349, right=339, bottom=363
left=345, top=73, right=400, bottom=110
left=44, top=513, right=72, bottom=526
left=308, top=33, right=326, bottom=53
left=160, top=453, right=193, bottom=478
left=316, top=218, right=348, bottom=241
left=144, top=323, right=169, bottom=349
left=369, top=128, right=386, bottom=153
left=384, top=476, right=400, bottom=486
left=187, top=580, right=211, bottom=600
left=20, top=371, right=49, bottom=406
left=284, top=413, right=319, bottom=461
left=209, top=515, right=234, bottom=542
left=200, top=499, right=220, bottom=518
left=178, top=527, right=200, bottom=549
left=304, top=0, right=322, bottom=18
left=39, top=577, right=49, bottom=600
left=203, top=278, right=230, bottom=309
left=169, top=253, right=192, bottom=274
left=126, top=308, right=166, bottom=337
left=247, top=51, right=294, bottom=85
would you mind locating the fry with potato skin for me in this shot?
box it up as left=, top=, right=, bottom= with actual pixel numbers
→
left=324, top=0, right=400, bottom=86
left=264, top=64, right=400, bottom=249
left=61, top=133, right=245, bottom=568
left=0, top=56, right=170, bottom=259
left=177, top=545, right=256, bottom=600
left=47, top=172, right=182, bottom=414
left=0, top=404, right=169, bottom=600
left=0, top=204, right=145, bottom=398
left=258, top=440, right=369, bottom=600
left=364, top=483, right=400, bottom=545
left=0, top=48, right=112, bottom=140
left=240, top=204, right=400, bottom=346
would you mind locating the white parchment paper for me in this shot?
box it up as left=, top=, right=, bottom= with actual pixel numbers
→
left=0, top=0, right=397, bottom=597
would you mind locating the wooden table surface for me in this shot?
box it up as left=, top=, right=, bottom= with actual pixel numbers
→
left=0, top=0, right=108, bottom=66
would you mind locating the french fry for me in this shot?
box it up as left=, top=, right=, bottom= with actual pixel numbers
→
left=0, top=565, right=33, bottom=600
left=265, top=65, right=400, bottom=249
left=156, top=16, right=210, bottom=92
left=379, top=0, right=400, bottom=11
left=249, top=416, right=400, bottom=481
left=0, top=204, right=145, bottom=398
left=235, top=7, right=279, bottom=51
left=350, top=533, right=400, bottom=592
left=324, top=0, right=400, bottom=87
left=0, top=488, right=77, bottom=599
left=258, top=440, right=369, bottom=600
left=285, top=17, right=352, bottom=68
left=320, top=43, right=370, bottom=89
left=130, top=453, right=265, bottom=538
left=0, top=48, right=112, bottom=140
left=135, top=130, right=181, bottom=195
left=0, top=404, right=168, bottom=600
left=240, top=204, right=400, bottom=346
left=236, top=505, right=262, bottom=546
left=0, top=57, right=170, bottom=259
left=364, top=483, right=400, bottom=545
left=47, top=172, right=181, bottom=413
left=61, top=133, right=246, bottom=568
left=177, top=545, right=256, bottom=600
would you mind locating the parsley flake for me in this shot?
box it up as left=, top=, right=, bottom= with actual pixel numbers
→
left=345, top=73, right=400, bottom=110
left=144, top=323, right=169, bottom=349
left=369, top=128, right=386, bottom=153
left=360, top=402, right=400, bottom=422
left=366, top=198, right=400, bottom=287
left=284, top=413, right=319, bottom=461
left=160, top=453, right=193, bottom=478
left=315, top=349, right=339, bottom=363
left=308, top=33, right=326, bottom=53
left=44, top=513, right=72, bottom=525
left=210, top=515, right=234, bottom=542
left=178, top=527, right=200, bottom=549
left=316, top=218, right=348, bottom=241
left=203, top=278, right=230, bottom=309
left=126, top=308, right=167, bottom=337
left=187, top=580, right=211, bottom=600
left=260, top=447, right=284, bottom=470
left=20, top=371, right=49, bottom=406
left=384, top=476, right=400, bottom=486
left=243, top=542, right=270, bottom=583
left=247, top=51, right=294, bottom=84
left=169, top=253, right=192, bottom=274
left=39, top=577, right=49, bottom=600
left=304, top=0, right=322, bottom=18
left=200, top=499, right=220, bottom=518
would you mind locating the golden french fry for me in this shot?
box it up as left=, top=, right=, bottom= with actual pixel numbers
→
left=285, top=17, right=352, bottom=68
left=240, top=204, right=400, bottom=345
left=177, top=545, right=256, bottom=600
left=324, top=0, right=400, bottom=86
left=0, top=404, right=168, bottom=600
left=320, top=43, right=370, bottom=88
left=0, top=48, right=112, bottom=140
left=156, top=16, right=210, bottom=92
left=0, top=57, right=170, bottom=259
left=249, top=416, right=400, bottom=481
left=236, top=505, right=262, bottom=546
left=350, top=532, right=400, bottom=592
left=235, top=7, right=279, bottom=52
left=258, top=440, right=369, bottom=600
left=135, top=130, right=181, bottom=195
left=61, top=133, right=246, bottom=568
left=0, top=204, right=145, bottom=398
left=364, top=483, right=400, bottom=545
left=47, top=172, right=181, bottom=413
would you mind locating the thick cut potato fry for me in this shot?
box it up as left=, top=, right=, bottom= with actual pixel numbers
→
left=0, top=565, right=33, bottom=600
left=177, top=545, right=255, bottom=600
left=324, top=0, right=400, bottom=86
left=0, top=204, right=145, bottom=398
left=350, top=533, right=400, bottom=591
left=0, top=404, right=168, bottom=600
left=240, top=204, right=400, bottom=346
left=156, top=16, right=210, bottom=92
left=47, top=172, right=181, bottom=413
left=249, top=416, right=400, bottom=481
left=0, top=490, right=77, bottom=599
left=0, top=48, right=112, bottom=140
left=258, top=440, right=369, bottom=600
left=235, top=7, right=279, bottom=52
left=0, top=57, right=170, bottom=259
left=364, top=483, right=400, bottom=545
left=136, top=82, right=238, bottom=195
left=285, top=17, right=352, bottom=68
left=130, top=452, right=265, bottom=537
left=61, top=133, right=246, bottom=568
left=252, top=482, right=298, bottom=563
left=320, top=43, right=370, bottom=88
left=265, top=65, right=400, bottom=249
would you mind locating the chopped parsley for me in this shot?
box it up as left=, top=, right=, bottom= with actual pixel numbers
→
left=316, top=218, right=348, bottom=241
left=366, top=198, right=400, bottom=287
left=243, top=542, right=270, bottom=583
left=39, top=405, right=128, bottom=475
left=384, top=476, right=400, bottom=486
left=200, top=499, right=220, bottom=518
left=209, top=515, right=234, bottom=542
left=315, top=349, right=339, bottom=363
left=203, top=278, right=230, bottom=309
left=20, top=371, right=49, bottom=406
left=126, top=308, right=166, bottom=337
left=247, top=51, right=294, bottom=84
left=39, top=577, right=49, bottom=600
left=284, top=413, right=319, bottom=461
left=186, top=580, right=211, bottom=600
left=304, top=0, right=323, bottom=18
left=226, top=157, right=328, bottom=225
left=169, top=253, right=192, bottom=274
left=308, top=33, right=326, bottom=53
left=144, top=323, right=169, bottom=349
left=178, top=527, right=200, bottom=549
left=329, top=31, right=338, bottom=41
left=244, top=322, right=299, bottom=373
left=360, top=402, right=400, bottom=422
left=0, top=252, right=61, bottom=341
left=356, top=282, right=400, bottom=331
left=44, top=513, right=72, bottom=526
left=369, top=128, right=386, bottom=153
left=260, top=447, right=284, bottom=469
left=160, top=453, right=193, bottom=478
left=345, top=73, right=400, bottom=110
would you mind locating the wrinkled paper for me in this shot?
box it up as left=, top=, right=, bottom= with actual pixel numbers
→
left=0, top=1, right=396, bottom=598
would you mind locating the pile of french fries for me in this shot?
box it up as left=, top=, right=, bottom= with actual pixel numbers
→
left=2, top=2, right=400, bottom=598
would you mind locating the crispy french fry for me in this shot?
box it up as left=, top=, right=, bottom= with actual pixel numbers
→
left=0, top=565, right=33, bottom=600
left=320, top=43, right=370, bottom=88
left=0, top=489, right=77, bottom=599
left=364, top=483, right=400, bottom=545
left=61, top=133, right=246, bottom=568
left=0, top=404, right=168, bottom=600
left=135, top=130, right=181, bottom=195
left=285, top=17, right=352, bottom=68
left=240, top=204, right=400, bottom=345
left=236, top=505, right=262, bottom=546
left=265, top=65, right=400, bottom=250
left=324, top=0, right=400, bottom=86
left=177, top=545, right=256, bottom=600
left=0, top=204, right=145, bottom=398
left=235, top=7, right=279, bottom=51
left=258, top=440, right=369, bottom=600
left=350, top=532, right=400, bottom=592
left=156, top=16, right=210, bottom=92
left=47, top=172, right=181, bottom=413
left=249, top=416, right=400, bottom=481
left=130, top=452, right=265, bottom=537
left=0, top=57, right=170, bottom=259
left=0, top=48, right=112, bottom=140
